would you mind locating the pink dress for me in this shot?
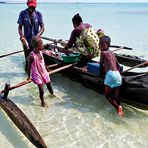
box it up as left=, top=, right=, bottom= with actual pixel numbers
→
left=31, top=51, right=50, bottom=85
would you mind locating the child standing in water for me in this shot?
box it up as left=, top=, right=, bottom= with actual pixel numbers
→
left=27, top=36, right=54, bottom=107
left=99, top=36, right=124, bottom=116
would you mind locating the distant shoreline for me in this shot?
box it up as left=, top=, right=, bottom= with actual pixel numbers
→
left=1, top=2, right=148, bottom=5
left=2, top=2, right=148, bottom=4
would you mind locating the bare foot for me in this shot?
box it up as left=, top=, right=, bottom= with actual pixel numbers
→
left=118, top=105, right=124, bottom=116
left=41, top=101, right=45, bottom=107
left=50, top=94, right=56, bottom=98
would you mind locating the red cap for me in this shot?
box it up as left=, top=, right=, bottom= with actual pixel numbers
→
left=27, top=0, right=37, bottom=7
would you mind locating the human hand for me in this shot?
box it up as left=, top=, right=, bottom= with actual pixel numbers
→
left=46, top=67, right=50, bottom=72
left=64, top=47, right=68, bottom=51
left=35, top=34, right=40, bottom=38
left=20, top=36, right=25, bottom=41
left=27, top=77, right=31, bottom=81
left=20, top=37, right=29, bottom=49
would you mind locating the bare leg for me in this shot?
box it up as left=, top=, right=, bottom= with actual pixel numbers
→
left=114, top=87, right=121, bottom=106
left=114, top=87, right=124, bottom=116
left=38, top=84, right=45, bottom=107
left=105, top=85, right=119, bottom=111
left=46, top=82, right=55, bottom=96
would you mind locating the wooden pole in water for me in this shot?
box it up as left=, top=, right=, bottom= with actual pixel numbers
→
left=0, top=64, right=73, bottom=94
left=48, top=64, right=73, bottom=74
left=122, top=61, right=148, bottom=73
left=41, top=36, right=67, bottom=45
left=46, top=63, right=61, bottom=69
left=110, top=45, right=133, bottom=50
left=0, top=94, right=47, bottom=148
left=0, top=50, right=23, bottom=58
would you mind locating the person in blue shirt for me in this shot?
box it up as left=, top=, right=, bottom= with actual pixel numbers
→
left=17, top=0, right=44, bottom=59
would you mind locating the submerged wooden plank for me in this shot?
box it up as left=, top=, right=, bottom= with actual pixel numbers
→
left=0, top=94, right=47, bottom=148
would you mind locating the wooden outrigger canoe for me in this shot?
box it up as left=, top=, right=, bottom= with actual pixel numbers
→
left=42, top=43, right=148, bottom=105
left=0, top=91, right=47, bottom=148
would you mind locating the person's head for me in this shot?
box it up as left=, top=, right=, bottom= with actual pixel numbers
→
left=72, top=13, right=83, bottom=28
left=27, top=0, right=37, bottom=13
left=99, top=36, right=111, bottom=51
left=31, top=36, right=43, bottom=51
left=97, top=29, right=105, bottom=38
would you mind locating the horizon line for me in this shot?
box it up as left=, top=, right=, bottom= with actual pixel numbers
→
left=2, top=2, right=148, bottom=3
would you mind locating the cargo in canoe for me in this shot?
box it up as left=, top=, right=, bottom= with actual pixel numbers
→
left=44, top=43, right=147, bottom=68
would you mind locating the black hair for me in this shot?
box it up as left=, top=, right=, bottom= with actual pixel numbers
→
left=72, top=13, right=83, bottom=26
left=100, top=36, right=111, bottom=46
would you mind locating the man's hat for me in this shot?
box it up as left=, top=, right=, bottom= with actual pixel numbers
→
left=27, top=0, right=37, bottom=7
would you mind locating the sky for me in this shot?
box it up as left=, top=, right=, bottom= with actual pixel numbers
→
left=2, top=0, right=148, bottom=3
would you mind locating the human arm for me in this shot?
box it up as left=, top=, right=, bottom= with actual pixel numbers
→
left=116, top=60, right=123, bottom=72
left=18, top=24, right=25, bottom=40
left=17, top=11, right=25, bottom=40
left=44, top=58, right=49, bottom=72
left=65, top=29, right=77, bottom=50
left=36, top=12, right=45, bottom=37
left=18, top=24, right=29, bottom=48
left=99, top=52, right=105, bottom=77
left=36, top=23, right=45, bottom=37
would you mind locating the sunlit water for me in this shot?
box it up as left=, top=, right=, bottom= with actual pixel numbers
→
left=0, top=3, right=148, bottom=148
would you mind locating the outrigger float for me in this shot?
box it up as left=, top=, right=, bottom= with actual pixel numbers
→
left=41, top=37, right=148, bottom=105
left=0, top=83, right=47, bottom=148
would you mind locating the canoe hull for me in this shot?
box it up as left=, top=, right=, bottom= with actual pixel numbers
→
left=43, top=52, right=148, bottom=106
left=115, top=53, right=147, bottom=67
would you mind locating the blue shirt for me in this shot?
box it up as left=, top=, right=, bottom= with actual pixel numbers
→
left=17, top=9, right=43, bottom=46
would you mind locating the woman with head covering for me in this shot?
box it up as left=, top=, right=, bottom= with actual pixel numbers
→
left=65, top=13, right=100, bottom=60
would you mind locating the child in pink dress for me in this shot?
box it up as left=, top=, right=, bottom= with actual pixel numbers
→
left=27, top=36, right=54, bottom=107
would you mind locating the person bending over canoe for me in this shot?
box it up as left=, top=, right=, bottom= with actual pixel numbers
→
left=17, top=0, right=44, bottom=59
left=65, top=13, right=100, bottom=61
left=99, top=36, right=124, bottom=116
left=27, top=37, right=54, bottom=107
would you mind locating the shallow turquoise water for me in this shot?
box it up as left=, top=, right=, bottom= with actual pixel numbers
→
left=0, top=3, right=148, bottom=148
